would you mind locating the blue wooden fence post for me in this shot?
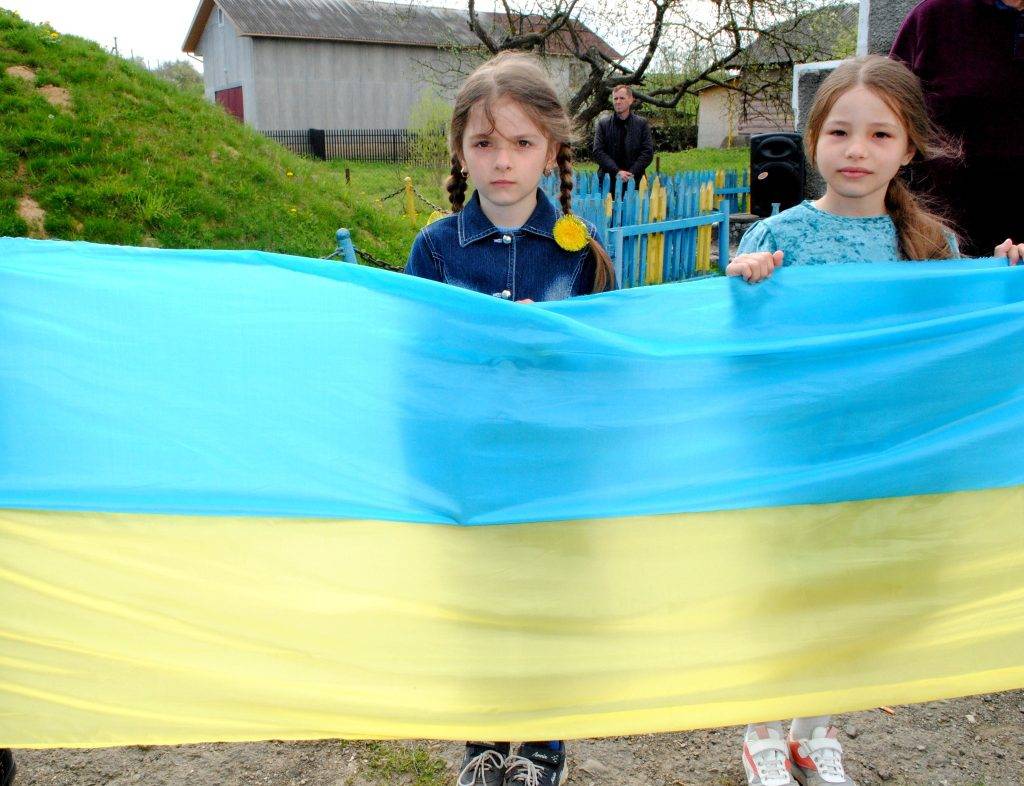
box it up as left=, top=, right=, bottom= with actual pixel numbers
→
left=718, top=199, right=731, bottom=274
left=608, top=227, right=623, bottom=287
left=335, top=228, right=357, bottom=265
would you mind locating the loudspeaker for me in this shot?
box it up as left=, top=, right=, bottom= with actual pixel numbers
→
left=750, top=132, right=805, bottom=218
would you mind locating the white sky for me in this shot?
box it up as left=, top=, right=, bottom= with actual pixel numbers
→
left=1, top=0, right=513, bottom=73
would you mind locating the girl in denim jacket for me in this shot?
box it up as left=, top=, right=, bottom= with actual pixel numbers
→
left=405, top=52, right=615, bottom=304
left=404, top=51, right=614, bottom=786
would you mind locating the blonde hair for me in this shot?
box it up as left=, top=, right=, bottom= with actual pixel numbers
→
left=446, top=51, right=615, bottom=293
left=805, top=55, right=959, bottom=260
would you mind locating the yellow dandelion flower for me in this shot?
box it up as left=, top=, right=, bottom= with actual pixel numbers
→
left=553, top=214, right=590, bottom=252
left=425, top=210, right=448, bottom=226
left=288, top=207, right=297, bottom=213
left=50, top=32, right=59, bottom=39
left=286, top=171, right=294, bottom=177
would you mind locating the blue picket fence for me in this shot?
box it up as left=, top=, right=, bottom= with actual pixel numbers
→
left=544, top=169, right=749, bottom=218
left=334, top=168, right=750, bottom=289
left=541, top=169, right=747, bottom=287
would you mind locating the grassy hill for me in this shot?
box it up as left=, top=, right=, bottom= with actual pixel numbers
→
left=0, top=8, right=411, bottom=263
left=0, top=8, right=748, bottom=266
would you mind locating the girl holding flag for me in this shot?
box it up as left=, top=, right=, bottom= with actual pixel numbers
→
left=405, top=51, right=615, bottom=786
left=727, top=54, right=1022, bottom=786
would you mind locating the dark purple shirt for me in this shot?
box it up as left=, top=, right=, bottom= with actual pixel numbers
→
left=891, top=0, right=1024, bottom=253
left=891, top=0, right=1024, bottom=160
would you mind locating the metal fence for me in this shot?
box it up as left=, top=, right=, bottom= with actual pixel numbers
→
left=262, top=127, right=701, bottom=164
left=262, top=128, right=419, bottom=162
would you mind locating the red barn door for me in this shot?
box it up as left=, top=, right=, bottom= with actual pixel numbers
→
left=215, top=86, right=244, bottom=121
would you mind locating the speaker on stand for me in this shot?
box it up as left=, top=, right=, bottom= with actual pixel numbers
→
left=750, top=132, right=805, bottom=218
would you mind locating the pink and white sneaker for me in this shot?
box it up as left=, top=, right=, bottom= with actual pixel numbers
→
left=788, top=726, right=857, bottom=786
left=743, top=725, right=794, bottom=786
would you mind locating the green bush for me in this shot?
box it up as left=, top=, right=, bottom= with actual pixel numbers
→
left=407, top=89, right=451, bottom=170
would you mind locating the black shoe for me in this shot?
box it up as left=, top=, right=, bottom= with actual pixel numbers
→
left=457, top=742, right=510, bottom=786
left=503, top=742, right=566, bottom=786
left=0, top=749, right=15, bottom=786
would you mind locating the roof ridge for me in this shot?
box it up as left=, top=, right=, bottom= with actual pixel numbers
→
left=184, top=0, right=618, bottom=59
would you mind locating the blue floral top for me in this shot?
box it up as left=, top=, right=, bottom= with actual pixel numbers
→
left=738, top=200, right=959, bottom=265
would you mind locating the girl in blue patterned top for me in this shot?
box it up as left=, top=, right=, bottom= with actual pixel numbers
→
left=727, top=56, right=1023, bottom=286
left=726, top=55, right=1021, bottom=786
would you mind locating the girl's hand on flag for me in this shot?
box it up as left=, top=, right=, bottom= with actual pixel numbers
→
left=995, top=238, right=1024, bottom=266
left=726, top=251, right=784, bottom=283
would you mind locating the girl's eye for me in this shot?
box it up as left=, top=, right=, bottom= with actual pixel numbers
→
left=473, top=140, right=490, bottom=148
left=828, top=129, right=846, bottom=137
left=517, top=139, right=532, bottom=147
left=874, top=131, right=891, bottom=139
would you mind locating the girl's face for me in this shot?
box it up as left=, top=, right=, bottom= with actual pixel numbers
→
left=460, top=97, right=556, bottom=222
left=815, top=86, right=915, bottom=213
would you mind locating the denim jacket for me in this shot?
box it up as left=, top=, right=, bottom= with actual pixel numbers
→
left=404, top=189, right=609, bottom=302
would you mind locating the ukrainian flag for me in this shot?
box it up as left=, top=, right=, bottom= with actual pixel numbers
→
left=1, top=237, right=1022, bottom=748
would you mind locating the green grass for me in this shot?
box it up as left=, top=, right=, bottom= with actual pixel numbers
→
left=0, top=9, right=406, bottom=262
left=327, top=160, right=450, bottom=260
left=359, top=741, right=448, bottom=786
left=653, top=147, right=749, bottom=172
left=0, top=8, right=749, bottom=268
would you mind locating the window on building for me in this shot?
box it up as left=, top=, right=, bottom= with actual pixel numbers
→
left=216, top=7, right=224, bottom=27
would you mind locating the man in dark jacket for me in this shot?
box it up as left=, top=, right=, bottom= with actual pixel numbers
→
left=592, top=85, right=655, bottom=189
left=890, top=0, right=1024, bottom=255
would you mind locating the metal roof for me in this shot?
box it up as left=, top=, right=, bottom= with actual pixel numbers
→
left=183, top=0, right=618, bottom=60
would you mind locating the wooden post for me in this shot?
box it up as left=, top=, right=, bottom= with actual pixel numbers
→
left=335, top=229, right=357, bottom=264
left=655, top=155, right=661, bottom=174
left=717, top=198, right=731, bottom=275
left=404, top=176, right=418, bottom=225
left=345, top=168, right=351, bottom=185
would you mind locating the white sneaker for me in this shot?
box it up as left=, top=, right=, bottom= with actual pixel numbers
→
left=789, top=726, right=857, bottom=786
left=743, top=725, right=794, bottom=786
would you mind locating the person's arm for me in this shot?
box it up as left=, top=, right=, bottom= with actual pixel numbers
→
left=995, top=238, right=1024, bottom=265
left=726, top=221, right=784, bottom=283
left=404, top=231, right=443, bottom=282
left=889, top=7, right=920, bottom=69
left=591, top=118, right=619, bottom=174
left=946, top=231, right=961, bottom=259
left=726, top=251, right=784, bottom=282
left=630, top=118, right=655, bottom=180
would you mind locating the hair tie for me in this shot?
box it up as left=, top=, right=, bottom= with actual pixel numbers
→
left=553, top=215, right=590, bottom=251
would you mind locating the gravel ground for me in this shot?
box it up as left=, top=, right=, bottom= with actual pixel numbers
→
left=13, top=689, right=1024, bottom=786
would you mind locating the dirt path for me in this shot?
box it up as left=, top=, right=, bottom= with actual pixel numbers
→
left=14, top=689, right=1023, bottom=785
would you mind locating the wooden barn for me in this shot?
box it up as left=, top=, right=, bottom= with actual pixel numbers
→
left=182, top=0, right=618, bottom=131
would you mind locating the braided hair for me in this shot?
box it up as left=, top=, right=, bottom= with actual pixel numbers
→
left=556, top=143, right=614, bottom=292
left=446, top=51, right=615, bottom=293
left=445, top=154, right=468, bottom=213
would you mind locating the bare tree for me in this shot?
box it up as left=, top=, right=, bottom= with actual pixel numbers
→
left=462, top=0, right=855, bottom=128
